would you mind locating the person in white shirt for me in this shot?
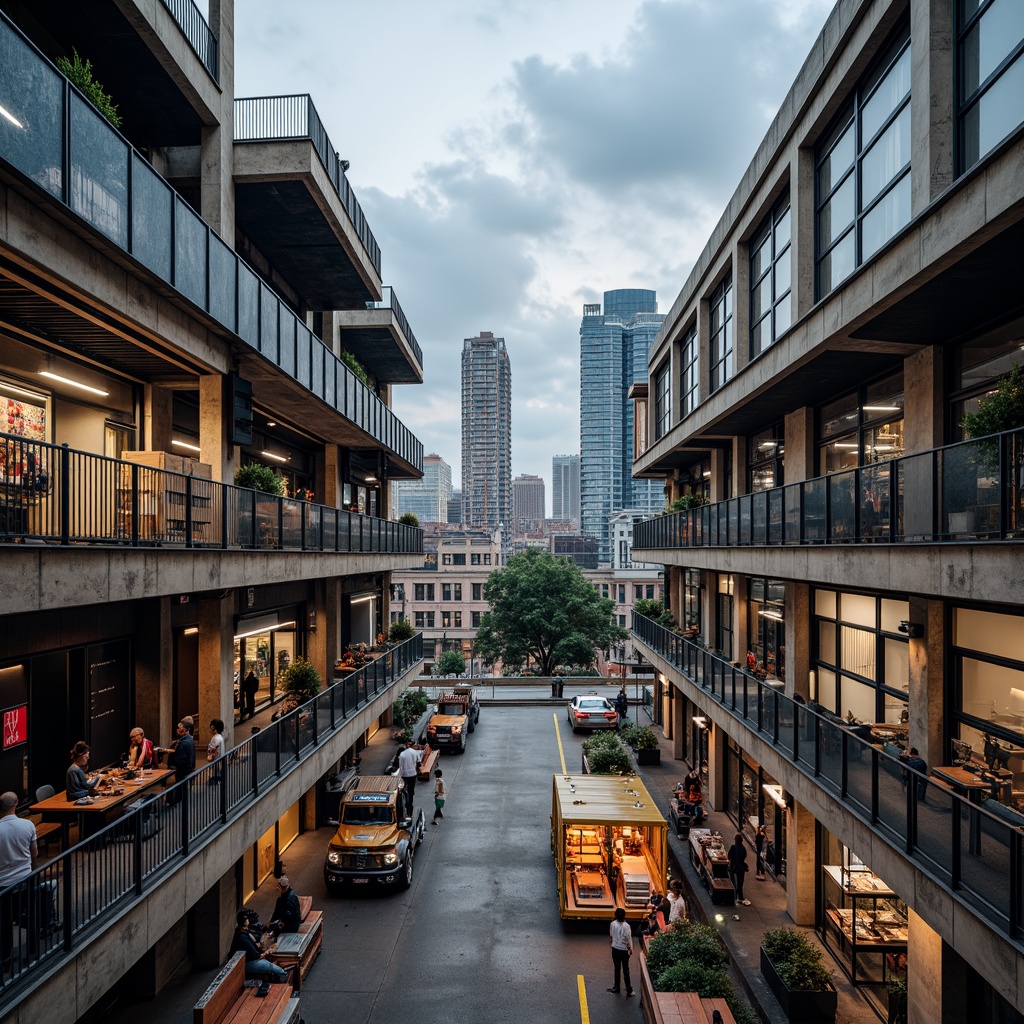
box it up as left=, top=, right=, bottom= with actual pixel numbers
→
left=396, top=740, right=422, bottom=816
left=607, top=906, right=634, bottom=996
left=0, top=791, right=37, bottom=970
left=666, top=880, right=686, bottom=923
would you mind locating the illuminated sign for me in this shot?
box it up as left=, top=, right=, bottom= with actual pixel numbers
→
left=3, top=705, right=27, bottom=748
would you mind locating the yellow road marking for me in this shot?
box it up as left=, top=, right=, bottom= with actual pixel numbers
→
left=555, top=712, right=567, bottom=774
left=577, top=974, right=590, bottom=1024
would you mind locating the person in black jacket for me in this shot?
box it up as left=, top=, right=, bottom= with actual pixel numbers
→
left=270, top=876, right=301, bottom=935
left=161, top=720, right=196, bottom=804
left=728, top=833, right=750, bottom=906
left=231, top=911, right=289, bottom=982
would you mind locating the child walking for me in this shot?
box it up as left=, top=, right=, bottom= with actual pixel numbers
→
left=432, top=768, right=446, bottom=823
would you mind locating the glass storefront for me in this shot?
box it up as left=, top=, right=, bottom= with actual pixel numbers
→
left=748, top=578, right=785, bottom=680
left=233, top=619, right=297, bottom=721
left=725, top=737, right=787, bottom=884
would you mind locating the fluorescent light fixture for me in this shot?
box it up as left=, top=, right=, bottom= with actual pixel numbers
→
left=759, top=609, right=784, bottom=621
left=39, top=371, right=109, bottom=396
left=692, top=715, right=707, bottom=728
left=862, top=405, right=901, bottom=412
left=763, top=783, right=788, bottom=809
left=758, top=441, right=778, bottom=450
left=234, top=619, right=296, bottom=640
left=349, top=595, right=376, bottom=606
left=183, top=627, right=199, bottom=636
left=833, top=442, right=859, bottom=449
left=172, top=439, right=201, bottom=453
left=0, top=380, right=47, bottom=401
left=266, top=421, right=277, bottom=427
left=0, top=104, right=23, bottom=129
left=261, top=450, right=287, bottom=463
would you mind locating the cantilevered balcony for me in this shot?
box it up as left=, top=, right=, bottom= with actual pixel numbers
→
left=337, top=287, right=424, bottom=385
left=632, top=614, right=1024, bottom=949
left=234, top=94, right=383, bottom=310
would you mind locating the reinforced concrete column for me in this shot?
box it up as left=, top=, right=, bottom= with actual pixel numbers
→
left=198, top=594, right=235, bottom=750
left=672, top=681, right=685, bottom=761
left=908, top=908, right=943, bottom=1024
left=192, top=867, right=238, bottom=968
left=786, top=798, right=815, bottom=925
left=142, top=384, right=173, bottom=454
left=783, top=406, right=815, bottom=482
left=199, top=374, right=233, bottom=484
left=324, top=444, right=342, bottom=509
left=904, top=345, right=944, bottom=453
left=907, top=597, right=944, bottom=770
left=706, top=720, right=725, bottom=813
left=787, top=583, right=811, bottom=699
left=911, top=0, right=954, bottom=207
left=201, top=0, right=236, bottom=242
left=134, top=597, right=173, bottom=746
left=305, top=578, right=329, bottom=685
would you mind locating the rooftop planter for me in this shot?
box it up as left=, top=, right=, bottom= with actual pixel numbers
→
left=760, top=928, right=836, bottom=1024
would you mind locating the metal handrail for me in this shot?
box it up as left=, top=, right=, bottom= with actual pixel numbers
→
left=0, top=433, right=423, bottom=553
left=233, top=95, right=381, bottom=274
left=159, top=0, right=218, bottom=82
left=370, top=287, right=423, bottom=368
left=631, top=613, right=1024, bottom=944
left=0, top=633, right=423, bottom=1003
left=0, top=14, right=420, bottom=472
left=635, top=426, right=1024, bottom=549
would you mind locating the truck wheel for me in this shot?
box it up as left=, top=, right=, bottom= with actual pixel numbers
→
left=399, top=849, right=414, bottom=890
left=468, top=719, right=475, bottom=733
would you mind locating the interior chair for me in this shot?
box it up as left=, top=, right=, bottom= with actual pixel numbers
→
left=35, top=784, right=54, bottom=802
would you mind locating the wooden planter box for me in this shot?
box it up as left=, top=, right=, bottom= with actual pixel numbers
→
left=760, top=947, right=837, bottom=1023
left=635, top=747, right=661, bottom=766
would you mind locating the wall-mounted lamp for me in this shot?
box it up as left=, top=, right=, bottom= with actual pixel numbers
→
left=763, top=783, right=789, bottom=809
left=898, top=620, right=924, bottom=638
left=692, top=715, right=708, bottom=729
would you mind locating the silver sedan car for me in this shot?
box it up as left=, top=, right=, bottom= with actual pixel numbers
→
left=566, top=694, right=620, bottom=732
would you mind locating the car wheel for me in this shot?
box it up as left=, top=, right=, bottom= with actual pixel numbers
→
left=399, top=849, right=414, bottom=890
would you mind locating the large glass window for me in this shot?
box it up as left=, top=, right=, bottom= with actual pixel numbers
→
left=749, top=579, right=785, bottom=681
left=749, top=195, right=792, bottom=358
left=958, top=0, right=1024, bottom=171
left=709, top=275, right=733, bottom=393
left=950, top=315, right=1024, bottom=438
left=653, top=361, right=671, bottom=440
left=748, top=423, right=785, bottom=492
left=818, top=371, right=905, bottom=474
left=680, top=323, right=699, bottom=418
left=815, top=25, right=911, bottom=297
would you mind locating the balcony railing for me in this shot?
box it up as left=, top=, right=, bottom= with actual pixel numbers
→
left=0, top=633, right=423, bottom=1008
left=0, top=14, right=421, bottom=473
left=0, top=433, right=423, bottom=554
left=160, top=0, right=218, bottom=82
left=635, top=427, right=1024, bottom=550
left=368, top=286, right=423, bottom=369
left=234, top=94, right=381, bottom=275
left=632, top=613, right=1024, bottom=944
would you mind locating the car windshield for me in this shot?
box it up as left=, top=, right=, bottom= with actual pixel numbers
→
left=342, top=805, right=394, bottom=825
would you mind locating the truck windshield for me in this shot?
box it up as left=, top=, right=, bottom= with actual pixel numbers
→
left=438, top=703, right=463, bottom=715
left=342, top=805, right=394, bottom=825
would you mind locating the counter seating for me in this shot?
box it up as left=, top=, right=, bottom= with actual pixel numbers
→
left=194, top=952, right=299, bottom=1024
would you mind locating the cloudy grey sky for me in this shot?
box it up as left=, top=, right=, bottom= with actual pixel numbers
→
left=234, top=0, right=834, bottom=511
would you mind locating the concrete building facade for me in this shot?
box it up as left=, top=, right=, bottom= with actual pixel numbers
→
left=0, top=3, right=425, bottom=1019
left=632, top=2, right=1024, bottom=1021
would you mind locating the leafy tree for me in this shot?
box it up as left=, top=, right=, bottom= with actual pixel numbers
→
left=962, top=361, right=1024, bottom=439
left=235, top=463, right=284, bottom=495
left=397, top=512, right=419, bottom=527
left=392, top=689, right=427, bottom=726
left=634, top=599, right=677, bottom=629
left=433, top=650, right=466, bottom=677
left=56, top=50, right=121, bottom=127
left=475, top=549, right=625, bottom=675
left=278, top=657, right=322, bottom=708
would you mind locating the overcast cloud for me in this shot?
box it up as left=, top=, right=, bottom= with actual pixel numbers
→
left=234, top=0, right=834, bottom=512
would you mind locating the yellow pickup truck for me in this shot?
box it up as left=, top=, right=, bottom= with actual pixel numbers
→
left=425, top=686, right=480, bottom=753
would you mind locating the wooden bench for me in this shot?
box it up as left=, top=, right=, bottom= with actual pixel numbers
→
left=33, top=820, right=62, bottom=851
left=193, top=952, right=299, bottom=1024
left=268, top=911, right=323, bottom=983
left=417, top=744, right=440, bottom=781
left=297, top=895, right=312, bottom=922
left=654, top=992, right=737, bottom=1024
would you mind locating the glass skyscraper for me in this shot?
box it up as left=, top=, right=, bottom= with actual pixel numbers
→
left=392, top=453, right=452, bottom=523
left=580, top=290, right=665, bottom=564
left=552, top=454, right=581, bottom=524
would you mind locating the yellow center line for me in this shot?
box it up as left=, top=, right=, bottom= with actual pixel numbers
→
left=555, top=712, right=567, bottom=774
left=577, top=974, right=590, bottom=1024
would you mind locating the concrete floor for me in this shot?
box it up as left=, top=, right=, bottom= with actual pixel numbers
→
left=99, top=688, right=881, bottom=1024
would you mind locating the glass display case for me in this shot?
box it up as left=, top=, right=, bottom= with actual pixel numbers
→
left=822, top=863, right=907, bottom=985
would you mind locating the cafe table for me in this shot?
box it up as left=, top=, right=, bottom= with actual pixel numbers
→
left=31, top=768, right=175, bottom=846
left=930, top=765, right=990, bottom=855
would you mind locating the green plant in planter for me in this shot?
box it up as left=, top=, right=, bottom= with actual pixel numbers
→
left=341, top=349, right=369, bottom=385
left=646, top=922, right=727, bottom=977
left=633, top=726, right=659, bottom=750
left=235, top=463, right=284, bottom=495
left=656, top=961, right=732, bottom=996
left=886, top=972, right=908, bottom=1024
left=669, top=492, right=708, bottom=512
left=581, top=730, right=632, bottom=774
left=397, top=511, right=419, bottom=527
left=278, top=657, right=322, bottom=709
left=388, top=619, right=416, bottom=642
left=391, top=688, right=427, bottom=727
left=762, top=927, right=833, bottom=991
left=963, top=361, right=1024, bottom=440
left=56, top=50, right=121, bottom=127
left=617, top=721, right=639, bottom=747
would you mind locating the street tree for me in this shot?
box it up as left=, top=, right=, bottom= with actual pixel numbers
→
left=433, top=650, right=466, bottom=677
left=475, top=548, right=626, bottom=676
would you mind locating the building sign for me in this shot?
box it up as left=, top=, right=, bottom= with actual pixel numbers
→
left=3, top=705, right=27, bottom=748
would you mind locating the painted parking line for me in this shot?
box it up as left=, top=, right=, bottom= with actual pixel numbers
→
left=577, top=974, right=590, bottom=1024
left=555, top=712, right=567, bottom=774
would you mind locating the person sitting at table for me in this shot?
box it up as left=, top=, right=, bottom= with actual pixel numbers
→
left=127, top=727, right=154, bottom=772
left=899, top=747, right=928, bottom=802
left=66, top=741, right=100, bottom=800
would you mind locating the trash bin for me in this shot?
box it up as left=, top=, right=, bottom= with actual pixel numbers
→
left=551, top=677, right=564, bottom=698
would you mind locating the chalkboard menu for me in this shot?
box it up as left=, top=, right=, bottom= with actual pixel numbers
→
left=88, top=640, right=130, bottom=766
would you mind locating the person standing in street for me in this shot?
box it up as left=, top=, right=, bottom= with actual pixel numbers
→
left=607, top=906, right=634, bottom=996
left=754, top=824, right=767, bottom=880
left=615, top=685, right=629, bottom=722
left=397, top=739, right=422, bottom=817
left=0, top=792, right=37, bottom=974
left=432, top=768, right=445, bottom=823
left=728, top=833, right=750, bottom=906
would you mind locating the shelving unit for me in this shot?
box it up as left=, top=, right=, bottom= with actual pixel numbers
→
left=118, top=450, right=212, bottom=542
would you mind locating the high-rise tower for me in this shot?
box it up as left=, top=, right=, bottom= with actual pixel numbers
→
left=461, top=332, right=512, bottom=532
left=392, top=453, right=452, bottom=523
left=513, top=474, right=545, bottom=533
left=552, top=454, right=581, bottom=525
left=580, top=290, right=665, bottom=563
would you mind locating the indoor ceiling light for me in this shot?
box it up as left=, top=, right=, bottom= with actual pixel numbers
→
left=763, top=783, right=788, bottom=809
left=862, top=405, right=901, bottom=412
left=261, top=450, right=287, bottom=463
left=759, top=609, right=784, bottom=620
left=40, top=371, right=109, bottom=396
left=365, top=474, right=378, bottom=483
left=0, top=104, right=23, bottom=129
left=0, top=380, right=47, bottom=401
left=267, top=421, right=277, bottom=427
left=172, top=439, right=201, bottom=453
left=692, top=715, right=707, bottom=728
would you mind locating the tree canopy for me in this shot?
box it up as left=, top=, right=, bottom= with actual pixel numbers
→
left=474, top=549, right=626, bottom=676
left=433, top=650, right=466, bottom=677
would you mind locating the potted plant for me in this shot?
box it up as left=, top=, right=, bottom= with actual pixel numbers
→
left=56, top=50, right=121, bottom=127
left=760, top=927, right=837, bottom=1024
left=633, top=726, right=662, bottom=766
left=581, top=730, right=632, bottom=775
left=886, top=971, right=907, bottom=1024
left=277, top=657, right=322, bottom=712
left=234, top=463, right=284, bottom=495
left=388, top=619, right=415, bottom=643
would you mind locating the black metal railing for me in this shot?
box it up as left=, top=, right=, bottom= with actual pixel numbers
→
left=370, top=287, right=423, bottom=369
left=635, top=427, right=1024, bottom=550
left=233, top=95, right=381, bottom=274
left=0, top=633, right=423, bottom=1002
left=632, top=613, right=1024, bottom=943
left=159, top=0, right=218, bottom=82
left=0, top=433, right=423, bottom=553
left=0, top=14, right=421, bottom=473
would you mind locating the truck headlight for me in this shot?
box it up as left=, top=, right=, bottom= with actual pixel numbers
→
left=451, top=725, right=462, bottom=734
left=383, top=850, right=399, bottom=866
left=328, top=851, right=340, bottom=864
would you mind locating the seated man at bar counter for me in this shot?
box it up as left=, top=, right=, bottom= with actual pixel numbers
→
left=66, top=741, right=100, bottom=800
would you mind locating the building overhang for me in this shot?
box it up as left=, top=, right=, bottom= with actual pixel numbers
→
left=335, top=308, right=423, bottom=386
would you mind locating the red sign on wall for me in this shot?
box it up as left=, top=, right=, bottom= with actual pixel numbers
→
left=3, top=706, right=27, bottom=748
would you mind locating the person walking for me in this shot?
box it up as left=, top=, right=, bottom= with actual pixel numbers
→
left=0, top=792, right=37, bottom=974
left=432, top=768, right=445, bottom=823
left=607, top=906, right=634, bottom=996
left=728, top=832, right=750, bottom=906
left=397, top=739, right=422, bottom=817
left=899, top=747, right=929, bottom=802
left=615, top=685, right=629, bottom=722
left=242, top=670, right=259, bottom=721
left=754, top=824, right=767, bottom=879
